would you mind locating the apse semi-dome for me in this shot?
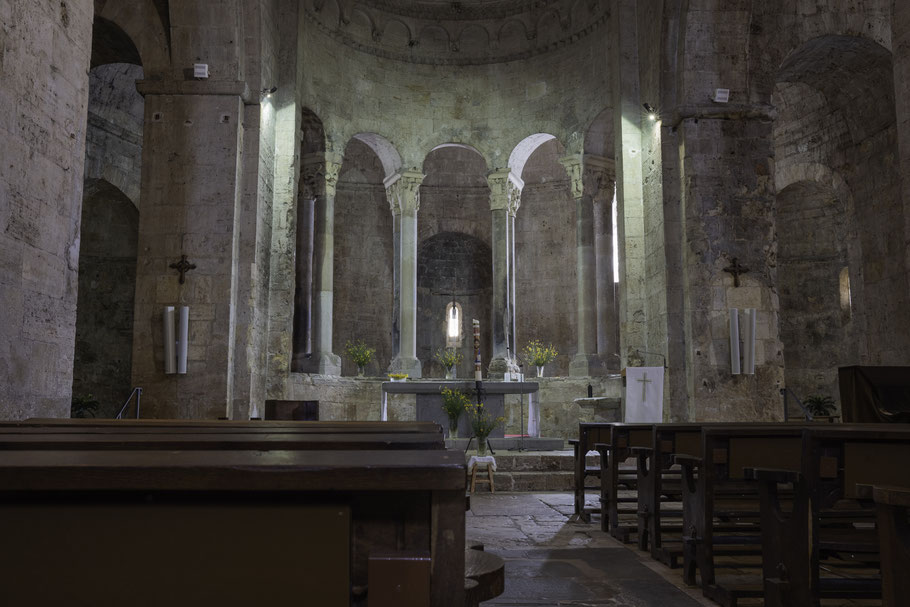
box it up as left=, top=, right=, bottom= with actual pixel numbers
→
left=304, top=0, right=608, bottom=65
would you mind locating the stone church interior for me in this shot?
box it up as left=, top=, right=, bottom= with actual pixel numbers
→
left=2, top=0, right=910, bottom=605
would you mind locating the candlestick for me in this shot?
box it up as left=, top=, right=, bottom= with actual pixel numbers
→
left=473, top=319, right=482, bottom=381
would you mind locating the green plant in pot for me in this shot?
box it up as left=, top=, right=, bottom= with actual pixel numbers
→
left=803, top=394, right=836, bottom=418
left=72, top=394, right=100, bottom=418
left=466, top=401, right=505, bottom=455
left=344, top=340, right=375, bottom=377
left=440, top=387, right=470, bottom=439
left=435, top=348, right=463, bottom=379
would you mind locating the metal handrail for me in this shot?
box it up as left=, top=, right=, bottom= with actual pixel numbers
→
left=780, top=387, right=812, bottom=422
left=115, top=387, right=142, bottom=419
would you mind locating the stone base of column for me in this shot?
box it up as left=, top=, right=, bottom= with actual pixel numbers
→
left=299, top=351, right=342, bottom=376
left=389, top=356, right=422, bottom=379
left=570, top=354, right=607, bottom=377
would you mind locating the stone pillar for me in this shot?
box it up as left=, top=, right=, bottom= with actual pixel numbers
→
left=386, top=171, right=425, bottom=378
left=300, top=156, right=342, bottom=375
left=586, top=156, right=618, bottom=369
left=291, top=157, right=318, bottom=370
left=560, top=156, right=598, bottom=376
left=131, top=87, right=247, bottom=419
left=487, top=170, right=523, bottom=378
left=388, top=184, right=402, bottom=360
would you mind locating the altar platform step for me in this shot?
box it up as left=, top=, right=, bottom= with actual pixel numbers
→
left=445, top=436, right=565, bottom=451
left=458, top=449, right=601, bottom=492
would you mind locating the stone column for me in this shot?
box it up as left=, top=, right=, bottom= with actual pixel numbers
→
left=386, top=176, right=402, bottom=361
left=560, top=156, right=598, bottom=377
left=586, top=156, right=618, bottom=369
left=387, top=171, right=425, bottom=378
left=291, top=157, right=319, bottom=370
left=300, top=155, right=342, bottom=375
left=487, top=170, right=523, bottom=378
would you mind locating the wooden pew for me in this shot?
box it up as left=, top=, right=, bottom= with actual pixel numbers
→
left=11, top=419, right=443, bottom=433
left=674, top=425, right=808, bottom=606
left=594, top=423, right=654, bottom=540
left=570, top=422, right=616, bottom=520
left=0, top=446, right=466, bottom=607
left=0, top=430, right=444, bottom=451
left=872, top=485, right=910, bottom=607
left=750, top=426, right=910, bottom=607
left=632, top=423, right=703, bottom=561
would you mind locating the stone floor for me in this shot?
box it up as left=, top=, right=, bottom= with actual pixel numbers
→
left=466, top=492, right=714, bottom=606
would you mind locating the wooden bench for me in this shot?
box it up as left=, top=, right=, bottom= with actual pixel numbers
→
left=632, top=423, right=703, bottom=560
left=0, top=442, right=466, bottom=606
left=749, top=426, right=910, bottom=607
left=593, top=423, right=653, bottom=539
left=872, top=485, right=910, bottom=607
left=674, top=424, right=808, bottom=606
left=570, top=422, right=617, bottom=520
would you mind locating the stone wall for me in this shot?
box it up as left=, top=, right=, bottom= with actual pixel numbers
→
left=83, top=64, right=144, bottom=206
left=333, top=138, right=394, bottom=377
left=0, top=0, right=93, bottom=419
left=418, top=145, right=492, bottom=377
left=515, top=140, right=577, bottom=376
left=770, top=34, right=907, bottom=410
left=72, top=180, right=139, bottom=417
left=298, top=14, right=610, bottom=168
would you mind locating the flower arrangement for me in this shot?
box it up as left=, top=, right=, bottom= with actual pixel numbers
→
left=465, top=402, right=505, bottom=454
left=522, top=339, right=558, bottom=367
left=345, top=340, right=375, bottom=375
left=435, top=347, right=463, bottom=370
left=388, top=373, right=408, bottom=381
left=440, top=387, right=470, bottom=437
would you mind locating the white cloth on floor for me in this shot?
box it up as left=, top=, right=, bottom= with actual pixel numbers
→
left=468, top=455, right=497, bottom=471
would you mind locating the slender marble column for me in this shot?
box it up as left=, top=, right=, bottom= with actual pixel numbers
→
left=487, top=170, right=523, bottom=378
left=304, top=156, right=343, bottom=375
left=386, top=171, right=425, bottom=378
left=292, top=159, right=318, bottom=371
left=586, top=156, right=618, bottom=369
left=561, top=156, right=599, bottom=377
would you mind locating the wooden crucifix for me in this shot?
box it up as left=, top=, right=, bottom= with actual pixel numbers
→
left=169, top=255, right=197, bottom=284
left=723, top=257, right=749, bottom=288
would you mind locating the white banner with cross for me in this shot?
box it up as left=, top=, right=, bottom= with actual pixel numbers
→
left=624, top=366, right=665, bottom=423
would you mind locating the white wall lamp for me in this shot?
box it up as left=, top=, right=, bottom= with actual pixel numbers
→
left=730, top=308, right=756, bottom=375
left=164, top=306, right=189, bottom=375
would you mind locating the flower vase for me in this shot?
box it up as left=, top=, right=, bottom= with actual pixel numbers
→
left=448, top=421, right=459, bottom=440
left=536, top=365, right=544, bottom=378
left=357, top=365, right=365, bottom=377
left=476, top=437, right=488, bottom=456
left=445, top=365, right=456, bottom=380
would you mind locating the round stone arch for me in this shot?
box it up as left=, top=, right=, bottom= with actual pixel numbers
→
left=352, top=133, right=404, bottom=181
left=774, top=164, right=866, bottom=409
left=94, top=0, right=170, bottom=75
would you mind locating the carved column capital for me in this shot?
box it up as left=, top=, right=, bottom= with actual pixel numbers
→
left=558, top=155, right=584, bottom=200
left=583, top=154, right=617, bottom=205
left=385, top=170, right=425, bottom=215
left=487, top=169, right=524, bottom=214
left=301, top=153, right=344, bottom=200
left=323, top=160, right=342, bottom=198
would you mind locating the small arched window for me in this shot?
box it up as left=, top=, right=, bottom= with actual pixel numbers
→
left=445, top=302, right=463, bottom=347
left=839, top=267, right=852, bottom=323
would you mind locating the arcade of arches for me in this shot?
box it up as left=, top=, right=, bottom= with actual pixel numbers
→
left=3, top=0, right=910, bottom=433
